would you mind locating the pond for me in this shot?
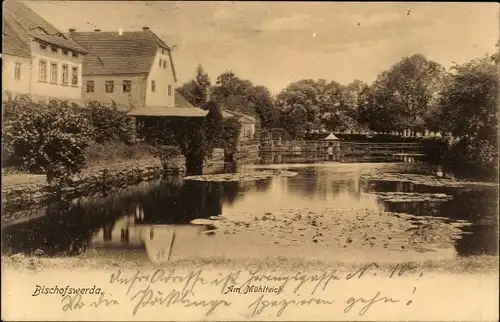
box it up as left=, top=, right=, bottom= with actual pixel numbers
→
left=2, top=162, right=498, bottom=264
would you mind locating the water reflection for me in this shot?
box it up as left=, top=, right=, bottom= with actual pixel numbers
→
left=2, top=163, right=497, bottom=262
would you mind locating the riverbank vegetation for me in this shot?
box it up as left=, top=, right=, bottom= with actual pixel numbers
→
left=178, top=48, right=498, bottom=181
left=2, top=95, right=242, bottom=177
left=2, top=97, right=139, bottom=176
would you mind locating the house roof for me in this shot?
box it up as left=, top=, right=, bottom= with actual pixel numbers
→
left=2, top=16, right=30, bottom=57
left=221, top=109, right=256, bottom=124
left=68, top=30, right=177, bottom=81
left=3, top=0, right=88, bottom=54
left=174, top=92, right=196, bottom=109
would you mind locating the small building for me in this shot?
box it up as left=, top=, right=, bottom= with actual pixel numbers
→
left=69, top=27, right=178, bottom=111
left=2, top=0, right=88, bottom=104
left=221, top=109, right=257, bottom=140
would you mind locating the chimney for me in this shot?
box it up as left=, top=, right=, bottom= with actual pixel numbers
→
left=142, top=27, right=150, bottom=31
left=68, top=28, right=76, bottom=32
left=94, top=29, right=101, bottom=32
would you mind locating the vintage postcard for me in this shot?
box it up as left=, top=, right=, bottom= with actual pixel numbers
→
left=1, top=1, right=499, bottom=321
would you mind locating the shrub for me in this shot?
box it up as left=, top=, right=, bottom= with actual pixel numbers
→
left=85, top=142, right=155, bottom=167
left=2, top=97, right=94, bottom=174
left=151, top=145, right=182, bottom=171
left=86, top=101, right=134, bottom=144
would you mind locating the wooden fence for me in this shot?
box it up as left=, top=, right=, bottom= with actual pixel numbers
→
left=259, top=141, right=426, bottom=163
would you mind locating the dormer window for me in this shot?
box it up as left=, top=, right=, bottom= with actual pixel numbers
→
left=33, top=27, right=49, bottom=35
left=62, top=50, right=68, bottom=56
left=39, top=43, right=47, bottom=51
left=72, top=52, right=78, bottom=58
left=51, top=46, right=58, bottom=53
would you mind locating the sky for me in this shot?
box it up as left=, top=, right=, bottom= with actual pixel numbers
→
left=23, top=1, right=499, bottom=94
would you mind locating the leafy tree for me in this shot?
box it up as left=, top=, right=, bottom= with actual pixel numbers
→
left=439, top=53, right=498, bottom=180
left=369, top=54, right=448, bottom=132
left=177, top=64, right=212, bottom=108
left=245, top=86, right=279, bottom=129
left=275, top=79, right=362, bottom=137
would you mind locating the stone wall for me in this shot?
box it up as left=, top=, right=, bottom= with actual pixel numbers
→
left=2, top=156, right=186, bottom=211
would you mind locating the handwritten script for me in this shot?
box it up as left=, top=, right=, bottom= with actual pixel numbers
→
left=58, top=262, right=423, bottom=318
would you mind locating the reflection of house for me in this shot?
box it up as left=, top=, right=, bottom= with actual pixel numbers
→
left=221, top=109, right=257, bottom=140
left=2, top=0, right=88, bottom=104
left=92, top=214, right=144, bottom=249
left=69, top=27, right=178, bottom=111
left=90, top=204, right=213, bottom=263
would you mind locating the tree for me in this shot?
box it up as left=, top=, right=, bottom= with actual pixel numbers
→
left=369, top=54, right=448, bottom=132
left=177, top=64, right=212, bottom=108
left=211, top=71, right=255, bottom=115
left=275, top=79, right=362, bottom=137
left=245, top=86, right=279, bottom=129
left=439, top=53, right=498, bottom=180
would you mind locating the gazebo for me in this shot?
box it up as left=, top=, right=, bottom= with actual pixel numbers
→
left=322, top=133, right=339, bottom=141
left=321, top=133, right=340, bottom=161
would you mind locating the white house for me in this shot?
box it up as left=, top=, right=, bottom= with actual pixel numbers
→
left=2, top=0, right=88, bottom=104
left=69, top=27, right=180, bottom=111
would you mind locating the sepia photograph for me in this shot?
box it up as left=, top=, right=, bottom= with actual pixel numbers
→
left=1, top=0, right=499, bottom=320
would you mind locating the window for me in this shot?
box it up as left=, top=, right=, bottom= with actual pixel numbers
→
left=168, top=84, right=172, bottom=96
left=61, top=64, right=69, bottom=84
left=122, top=80, right=131, bottom=93
left=62, top=50, right=68, bottom=56
left=39, top=43, right=47, bottom=51
left=14, top=62, right=21, bottom=80
left=159, top=59, right=162, bottom=67
left=161, top=49, right=165, bottom=54
left=72, top=52, right=78, bottom=58
left=39, top=60, right=47, bottom=82
left=163, top=60, right=166, bottom=69
left=50, top=62, right=58, bottom=83
left=105, top=81, right=114, bottom=93
left=51, top=46, right=58, bottom=53
left=71, top=66, right=78, bottom=85
left=151, top=80, right=156, bottom=92
left=86, top=80, right=95, bottom=93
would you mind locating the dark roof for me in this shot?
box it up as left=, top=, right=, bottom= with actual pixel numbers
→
left=2, top=15, right=30, bottom=57
left=69, top=30, right=177, bottom=80
left=221, top=109, right=256, bottom=124
left=174, top=92, right=196, bottom=109
left=3, top=0, right=88, bottom=54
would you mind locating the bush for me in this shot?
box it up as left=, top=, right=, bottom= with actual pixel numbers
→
left=85, top=142, right=155, bottom=167
left=445, top=138, right=498, bottom=181
left=87, top=101, right=134, bottom=144
left=2, top=97, right=94, bottom=174
left=151, top=145, right=182, bottom=170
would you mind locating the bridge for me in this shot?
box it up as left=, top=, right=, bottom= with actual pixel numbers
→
left=259, top=141, right=427, bottom=163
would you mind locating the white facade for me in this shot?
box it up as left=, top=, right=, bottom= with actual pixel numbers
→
left=2, top=42, right=85, bottom=104
left=2, top=54, right=31, bottom=97
left=145, top=49, right=176, bottom=108
left=29, top=40, right=84, bottom=103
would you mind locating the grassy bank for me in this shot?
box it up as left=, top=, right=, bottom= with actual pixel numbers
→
left=2, top=252, right=498, bottom=274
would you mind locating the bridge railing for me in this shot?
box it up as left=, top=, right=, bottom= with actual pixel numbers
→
left=259, top=140, right=426, bottom=162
